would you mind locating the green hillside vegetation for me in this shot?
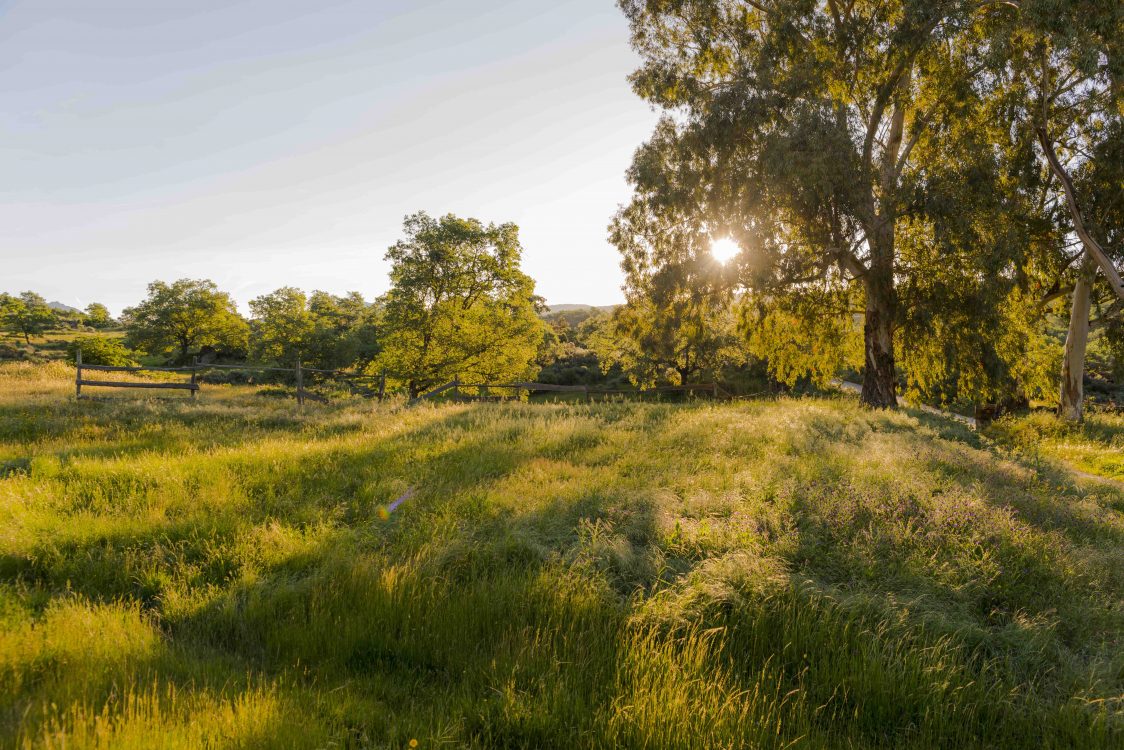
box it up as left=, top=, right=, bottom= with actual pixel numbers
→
left=1, top=362, right=1121, bottom=748
left=986, top=411, right=1124, bottom=481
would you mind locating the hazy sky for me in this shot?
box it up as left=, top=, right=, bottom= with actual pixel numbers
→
left=1, top=0, right=658, bottom=314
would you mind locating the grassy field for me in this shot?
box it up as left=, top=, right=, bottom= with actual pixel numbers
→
left=986, top=410, right=1124, bottom=482
left=2, top=330, right=125, bottom=363
left=1, top=362, right=1121, bottom=748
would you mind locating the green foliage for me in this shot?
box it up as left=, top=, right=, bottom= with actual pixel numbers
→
left=305, top=291, right=381, bottom=371
left=122, top=279, right=248, bottom=364
left=740, top=289, right=863, bottom=388
left=1, top=364, right=1121, bottom=747
left=66, top=335, right=138, bottom=367
left=1, top=291, right=56, bottom=344
left=375, top=212, right=547, bottom=397
left=248, top=288, right=381, bottom=371
left=82, top=302, right=115, bottom=330
left=248, top=287, right=313, bottom=366
left=611, top=0, right=1124, bottom=412
left=589, top=296, right=749, bottom=388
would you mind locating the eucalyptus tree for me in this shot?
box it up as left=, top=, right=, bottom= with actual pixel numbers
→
left=617, top=0, right=1009, bottom=408
left=985, top=2, right=1124, bottom=420
left=605, top=200, right=752, bottom=388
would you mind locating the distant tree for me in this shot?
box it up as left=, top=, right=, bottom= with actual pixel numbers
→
left=248, top=287, right=313, bottom=366
left=589, top=294, right=748, bottom=389
left=0, top=294, right=17, bottom=338
left=2, top=292, right=56, bottom=344
left=83, top=303, right=116, bottom=330
left=122, top=279, right=248, bottom=363
left=375, top=212, right=546, bottom=397
left=306, top=291, right=381, bottom=370
left=67, top=336, right=137, bottom=367
left=247, top=288, right=380, bottom=371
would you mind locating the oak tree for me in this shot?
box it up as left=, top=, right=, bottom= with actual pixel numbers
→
left=375, top=212, right=546, bottom=398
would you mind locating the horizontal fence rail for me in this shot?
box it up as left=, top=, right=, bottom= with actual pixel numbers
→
left=75, top=351, right=200, bottom=398
left=410, top=377, right=728, bottom=403
left=73, top=352, right=388, bottom=404
left=72, top=354, right=730, bottom=407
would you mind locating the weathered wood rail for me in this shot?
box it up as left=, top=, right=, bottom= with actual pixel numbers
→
left=411, top=377, right=727, bottom=404
left=76, top=351, right=199, bottom=398
left=74, top=352, right=385, bottom=405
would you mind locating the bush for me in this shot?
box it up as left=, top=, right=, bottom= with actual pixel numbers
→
left=67, top=336, right=138, bottom=367
left=0, top=340, right=28, bottom=361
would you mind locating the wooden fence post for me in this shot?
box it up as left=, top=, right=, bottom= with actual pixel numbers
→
left=453, top=375, right=460, bottom=401
left=295, top=360, right=304, bottom=406
left=190, top=356, right=199, bottom=399
left=584, top=384, right=590, bottom=403
left=378, top=370, right=386, bottom=402
left=75, top=349, right=82, bottom=399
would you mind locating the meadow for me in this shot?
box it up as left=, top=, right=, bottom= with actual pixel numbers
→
left=1, top=362, right=1122, bottom=748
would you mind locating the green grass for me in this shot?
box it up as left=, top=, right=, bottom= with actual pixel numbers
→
left=986, top=410, right=1124, bottom=482
left=1, top=362, right=1122, bottom=748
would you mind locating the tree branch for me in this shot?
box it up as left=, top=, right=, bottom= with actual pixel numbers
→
left=1035, top=127, right=1124, bottom=300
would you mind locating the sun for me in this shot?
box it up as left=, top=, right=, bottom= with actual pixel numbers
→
left=710, top=237, right=741, bottom=264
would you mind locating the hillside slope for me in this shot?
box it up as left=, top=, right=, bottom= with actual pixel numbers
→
left=1, top=363, right=1121, bottom=748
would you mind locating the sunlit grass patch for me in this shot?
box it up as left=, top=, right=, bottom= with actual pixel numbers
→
left=987, top=410, right=1124, bottom=481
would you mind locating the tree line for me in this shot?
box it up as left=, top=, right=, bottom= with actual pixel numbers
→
left=5, top=212, right=766, bottom=397
left=611, top=0, right=1123, bottom=422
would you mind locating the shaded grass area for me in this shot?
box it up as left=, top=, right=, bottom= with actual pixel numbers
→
left=1, top=363, right=1122, bottom=748
left=986, top=410, right=1124, bottom=482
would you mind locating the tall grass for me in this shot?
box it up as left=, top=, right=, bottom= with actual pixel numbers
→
left=1, top=362, right=1121, bottom=747
left=986, top=410, right=1124, bottom=481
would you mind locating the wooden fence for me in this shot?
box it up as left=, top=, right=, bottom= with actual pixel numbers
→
left=412, top=376, right=728, bottom=403
left=72, top=355, right=727, bottom=406
left=74, top=352, right=385, bottom=404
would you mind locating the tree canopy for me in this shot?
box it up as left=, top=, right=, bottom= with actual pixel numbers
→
left=375, top=212, right=546, bottom=397
left=1, top=292, right=56, bottom=344
left=83, top=303, right=116, bottom=330
left=614, top=0, right=1121, bottom=415
left=248, top=287, right=380, bottom=370
left=122, top=279, right=248, bottom=363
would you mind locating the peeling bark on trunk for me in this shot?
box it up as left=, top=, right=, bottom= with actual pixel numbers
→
left=858, top=77, right=906, bottom=411
left=1058, top=256, right=1096, bottom=423
left=861, top=257, right=898, bottom=409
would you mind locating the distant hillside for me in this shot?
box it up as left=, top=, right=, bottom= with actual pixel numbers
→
left=542, top=304, right=617, bottom=328
left=47, top=301, right=82, bottom=314
left=545, top=304, right=617, bottom=314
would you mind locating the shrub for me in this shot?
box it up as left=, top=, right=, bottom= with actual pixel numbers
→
left=67, top=336, right=138, bottom=367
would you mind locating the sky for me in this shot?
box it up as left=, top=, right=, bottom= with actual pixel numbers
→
left=0, top=0, right=659, bottom=315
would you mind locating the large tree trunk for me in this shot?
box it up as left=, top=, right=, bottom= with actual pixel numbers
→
left=861, top=239, right=898, bottom=409
left=1058, top=256, right=1096, bottom=422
